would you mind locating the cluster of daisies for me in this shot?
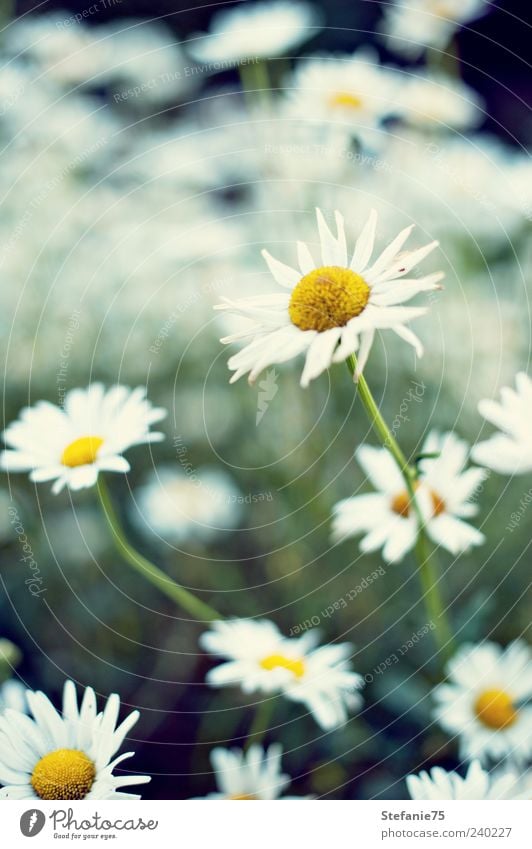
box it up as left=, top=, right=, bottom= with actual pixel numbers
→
left=0, top=201, right=531, bottom=799
left=0, top=636, right=530, bottom=800
left=0, top=0, right=530, bottom=804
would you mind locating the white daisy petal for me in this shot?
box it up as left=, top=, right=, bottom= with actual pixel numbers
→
left=261, top=249, right=301, bottom=289
left=300, top=327, right=342, bottom=387
left=297, top=240, right=315, bottom=274
left=473, top=373, right=532, bottom=474
left=351, top=209, right=377, bottom=271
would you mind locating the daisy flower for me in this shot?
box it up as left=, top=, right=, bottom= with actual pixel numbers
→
left=395, top=70, right=485, bottom=131
left=200, top=619, right=363, bottom=731
left=433, top=640, right=532, bottom=765
left=197, top=744, right=300, bottom=800
left=472, top=372, right=532, bottom=474
left=379, top=0, right=490, bottom=59
left=407, top=759, right=529, bottom=800
left=216, top=208, right=443, bottom=387
left=0, top=680, right=150, bottom=800
left=332, top=432, right=486, bottom=562
left=133, top=465, right=242, bottom=545
left=0, top=384, right=166, bottom=494
left=186, top=1, right=321, bottom=66
left=285, top=50, right=398, bottom=142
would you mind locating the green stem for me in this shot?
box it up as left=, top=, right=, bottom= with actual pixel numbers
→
left=244, top=698, right=274, bottom=751
left=347, top=356, right=414, bottom=494
left=96, top=477, right=221, bottom=622
left=346, top=355, right=454, bottom=661
left=415, top=532, right=453, bottom=660
left=239, top=59, right=272, bottom=110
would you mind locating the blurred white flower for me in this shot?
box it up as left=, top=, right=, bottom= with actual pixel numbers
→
left=187, top=1, right=321, bottom=65
left=490, top=766, right=532, bottom=800
left=332, top=432, right=486, bottom=562
left=216, top=207, right=442, bottom=387
left=7, top=14, right=192, bottom=102
left=395, top=70, right=485, bottom=130
left=284, top=50, right=398, bottom=143
left=380, top=0, right=490, bottom=58
left=380, top=133, right=522, bottom=244
left=407, top=759, right=528, bottom=800
left=197, top=744, right=301, bottom=799
left=0, top=680, right=149, bottom=799
left=472, top=372, right=532, bottom=474
left=433, top=640, right=532, bottom=765
left=200, top=619, right=363, bottom=730
left=133, top=465, right=242, bottom=545
left=0, top=679, right=27, bottom=715
left=1, top=384, right=166, bottom=494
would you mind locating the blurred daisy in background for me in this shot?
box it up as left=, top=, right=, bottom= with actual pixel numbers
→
left=196, top=744, right=301, bottom=799
left=407, top=759, right=528, bottom=800
left=0, top=680, right=149, bottom=799
left=284, top=50, right=398, bottom=145
left=7, top=14, right=193, bottom=103
left=186, top=1, right=321, bottom=65
left=133, top=465, right=242, bottom=545
left=433, top=640, right=532, bottom=765
left=332, top=432, right=486, bottom=562
left=490, top=767, right=532, bottom=800
left=473, top=372, right=532, bottom=474
left=200, top=619, right=363, bottom=730
left=395, top=70, right=485, bottom=131
left=216, top=207, right=442, bottom=387
left=0, top=679, right=27, bottom=715
left=380, top=0, right=490, bottom=58
left=1, top=384, right=166, bottom=494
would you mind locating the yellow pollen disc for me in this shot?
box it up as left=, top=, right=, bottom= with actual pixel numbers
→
left=328, top=91, right=363, bottom=110
left=289, top=266, right=370, bottom=332
left=260, top=654, right=305, bottom=678
left=229, top=794, right=257, bottom=800
left=390, top=490, right=409, bottom=518
left=31, top=748, right=96, bottom=800
left=61, top=435, right=104, bottom=468
left=390, top=484, right=446, bottom=518
left=474, top=689, right=518, bottom=730
left=430, top=490, right=446, bottom=517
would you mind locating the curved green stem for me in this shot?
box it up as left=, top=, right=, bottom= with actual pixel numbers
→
left=244, top=698, right=274, bottom=751
left=96, top=477, right=221, bottom=622
left=346, top=355, right=454, bottom=661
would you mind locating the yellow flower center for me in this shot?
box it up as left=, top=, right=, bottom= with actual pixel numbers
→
left=390, top=485, right=446, bottom=518
left=328, top=91, right=363, bottom=110
left=474, top=689, right=518, bottom=730
left=61, top=435, right=104, bottom=467
left=31, top=748, right=96, bottom=800
left=289, top=266, right=370, bottom=332
left=260, top=654, right=305, bottom=678
left=228, top=794, right=257, bottom=800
